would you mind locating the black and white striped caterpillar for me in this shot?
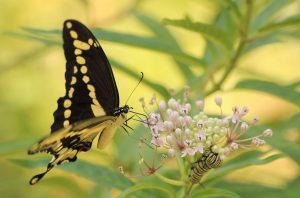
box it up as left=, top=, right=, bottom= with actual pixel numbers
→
left=189, top=148, right=222, bottom=184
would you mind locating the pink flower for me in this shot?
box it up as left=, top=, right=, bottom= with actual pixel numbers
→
left=230, top=142, right=239, bottom=150
left=194, top=143, right=204, bottom=153
left=151, top=134, right=164, bottom=147
left=181, top=148, right=196, bottom=157
left=197, top=120, right=204, bottom=129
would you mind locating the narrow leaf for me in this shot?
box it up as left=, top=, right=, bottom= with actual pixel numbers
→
left=110, top=59, right=169, bottom=98
left=235, top=80, right=300, bottom=107
left=191, top=187, right=241, bottom=198
left=162, top=18, right=232, bottom=51
left=118, top=183, right=176, bottom=198
left=250, top=0, right=293, bottom=32
left=259, top=14, right=300, bottom=33
left=243, top=32, right=281, bottom=54
left=93, top=29, right=204, bottom=66
left=10, top=158, right=134, bottom=190
left=135, top=12, right=195, bottom=78
left=204, top=151, right=284, bottom=185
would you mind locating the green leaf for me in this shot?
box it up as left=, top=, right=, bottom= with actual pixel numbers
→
left=243, top=32, right=281, bottom=54
left=110, top=59, right=169, bottom=98
left=204, top=151, right=284, bottom=185
left=250, top=0, right=293, bottom=32
left=118, top=183, right=176, bottom=198
left=10, top=158, right=134, bottom=190
left=22, top=26, right=61, bottom=35
left=135, top=12, right=195, bottom=78
left=235, top=80, right=300, bottom=107
left=267, top=135, right=300, bottom=164
left=259, top=14, right=300, bottom=33
left=218, top=177, right=300, bottom=198
left=40, top=176, right=87, bottom=198
left=267, top=113, right=300, bottom=164
left=224, top=0, right=242, bottom=20
left=6, top=31, right=60, bottom=45
left=93, top=29, right=204, bottom=67
left=191, top=187, right=241, bottom=198
left=0, top=139, right=32, bottom=155
left=216, top=181, right=285, bottom=198
left=162, top=18, right=232, bottom=51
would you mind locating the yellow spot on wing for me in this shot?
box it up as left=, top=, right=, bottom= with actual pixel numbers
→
left=63, top=120, right=69, bottom=127
left=73, top=40, right=90, bottom=50
left=80, top=66, right=88, bottom=74
left=63, top=99, right=72, bottom=108
left=89, top=91, right=96, bottom=99
left=71, top=76, right=77, bottom=85
left=64, top=109, right=71, bottom=118
left=82, top=75, right=90, bottom=83
left=74, top=49, right=82, bottom=55
left=91, top=104, right=106, bottom=117
left=93, top=99, right=100, bottom=106
left=87, top=84, right=95, bottom=92
left=70, top=30, right=78, bottom=39
left=66, top=22, right=72, bottom=29
left=76, top=56, right=86, bottom=64
left=73, top=66, right=78, bottom=74
left=88, top=38, right=93, bottom=45
left=68, top=87, right=74, bottom=98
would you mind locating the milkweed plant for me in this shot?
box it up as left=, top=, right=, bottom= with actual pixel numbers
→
left=134, top=87, right=273, bottom=196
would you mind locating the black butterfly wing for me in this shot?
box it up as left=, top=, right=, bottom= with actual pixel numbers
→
left=51, top=19, right=119, bottom=132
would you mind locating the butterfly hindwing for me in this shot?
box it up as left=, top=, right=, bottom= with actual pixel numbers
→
left=28, top=116, right=117, bottom=185
left=51, top=20, right=119, bottom=132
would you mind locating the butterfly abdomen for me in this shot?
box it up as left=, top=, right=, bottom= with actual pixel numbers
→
left=189, top=149, right=222, bottom=184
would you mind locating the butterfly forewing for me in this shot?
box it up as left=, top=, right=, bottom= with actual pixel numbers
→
left=51, top=20, right=119, bottom=132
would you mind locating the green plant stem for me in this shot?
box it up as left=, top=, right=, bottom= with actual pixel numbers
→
left=154, top=173, right=185, bottom=186
left=183, top=183, right=193, bottom=198
left=176, top=155, right=185, bottom=180
left=205, top=0, right=253, bottom=96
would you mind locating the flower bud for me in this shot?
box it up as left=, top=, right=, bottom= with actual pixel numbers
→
left=215, top=96, right=222, bottom=107
left=240, top=122, right=249, bottom=132
left=184, top=128, right=191, bottom=136
left=230, top=142, right=239, bottom=150
left=166, top=135, right=174, bottom=144
left=197, top=120, right=204, bottom=129
left=195, top=100, right=204, bottom=110
left=168, top=98, right=178, bottom=109
left=168, top=148, right=175, bottom=157
left=239, top=106, right=249, bottom=117
left=175, top=128, right=182, bottom=137
left=164, top=121, right=174, bottom=130
left=263, top=129, right=273, bottom=137
left=158, top=100, right=167, bottom=111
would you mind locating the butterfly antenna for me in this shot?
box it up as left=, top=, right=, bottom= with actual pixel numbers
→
left=125, top=72, right=144, bottom=105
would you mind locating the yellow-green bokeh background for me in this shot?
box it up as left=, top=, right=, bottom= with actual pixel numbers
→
left=0, top=0, right=299, bottom=197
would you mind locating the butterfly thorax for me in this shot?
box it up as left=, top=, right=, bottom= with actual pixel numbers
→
left=112, top=105, right=129, bottom=117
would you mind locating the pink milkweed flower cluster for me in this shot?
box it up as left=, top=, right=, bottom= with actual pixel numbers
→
left=140, top=88, right=273, bottom=161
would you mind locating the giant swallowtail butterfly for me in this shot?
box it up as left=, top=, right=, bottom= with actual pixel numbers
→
left=28, top=19, right=132, bottom=185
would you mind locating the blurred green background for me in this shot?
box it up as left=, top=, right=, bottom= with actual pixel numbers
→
left=0, top=0, right=299, bottom=197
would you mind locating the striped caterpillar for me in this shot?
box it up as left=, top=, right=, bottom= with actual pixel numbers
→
left=189, top=148, right=222, bottom=184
